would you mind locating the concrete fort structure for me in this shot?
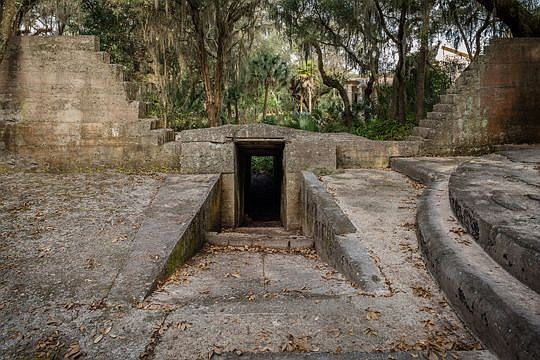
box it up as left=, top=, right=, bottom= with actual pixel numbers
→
left=1, top=36, right=539, bottom=172
left=0, top=35, right=539, bottom=360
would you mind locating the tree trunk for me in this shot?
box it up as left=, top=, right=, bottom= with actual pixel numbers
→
left=0, top=0, right=35, bottom=65
left=0, top=0, right=19, bottom=65
left=394, top=6, right=407, bottom=124
left=313, top=43, right=353, bottom=127
left=364, top=74, right=375, bottom=122
left=308, top=86, right=312, bottom=113
left=415, top=0, right=432, bottom=121
left=476, top=0, right=540, bottom=37
left=234, top=98, right=239, bottom=124
left=262, top=81, right=269, bottom=120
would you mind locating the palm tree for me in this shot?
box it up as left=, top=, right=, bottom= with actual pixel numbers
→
left=249, top=52, right=290, bottom=120
left=297, top=60, right=317, bottom=113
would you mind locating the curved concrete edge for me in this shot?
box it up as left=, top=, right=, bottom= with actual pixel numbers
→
left=415, top=179, right=540, bottom=359
left=448, top=158, right=540, bottom=294
left=300, top=171, right=388, bottom=295
left=107, top=174, right=221, bottom=305
left=215, top=350, right=495, bottom=359
left=389, top=156, right=472, bottom=184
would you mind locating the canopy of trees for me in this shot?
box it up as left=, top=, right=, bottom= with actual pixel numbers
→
left=1, top=0, right=538, bottom=138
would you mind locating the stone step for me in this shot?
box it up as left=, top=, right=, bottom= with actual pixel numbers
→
left=7, top=49, right=110, bottom=63
left=151, top=128, right=176, bottom=145
left=129, top=100, right=150, bottom=118
left=441, top=94, right=458, bottom=104
left=433, top=103, right=454, bottom=113
left=413, top=126, right=435, bottom=139
left=9, top=35, right=100, bottom=52
left=206, top=227, right=314, bottom=249
left=406, top=135, right=425, bottom=142
left=418, top=119, right=442, bottom=129
left=427, top=111, right=449, bottom=121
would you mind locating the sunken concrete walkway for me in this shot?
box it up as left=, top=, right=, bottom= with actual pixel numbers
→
left=142, top=169, right=483, bottom=359
left=0, top=168, right=488, bottom=359
left=0, top=171, right=218, bottom=359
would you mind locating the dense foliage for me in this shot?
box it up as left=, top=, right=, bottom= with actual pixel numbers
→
left=4, top=0, right=540, bottom=139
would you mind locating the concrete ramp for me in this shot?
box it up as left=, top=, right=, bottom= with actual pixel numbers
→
left=107, top=174, right=221, bottom=304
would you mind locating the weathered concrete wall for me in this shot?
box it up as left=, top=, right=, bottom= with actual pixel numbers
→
left=177, top=124, right=425, bottom=230
left=178, top=124, right=341, bottom=230
left=108, top=174, right=221, bottom=304
left=0, top=36, right=178, bottom=168
left=414, top=38, right=540, bottom=154
left=333, top=135, right=423, bottom=168
left=300, top=171, right=387, bottom=294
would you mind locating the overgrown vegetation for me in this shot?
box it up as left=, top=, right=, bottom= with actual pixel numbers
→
left=4, top=0, right=540, bottom=139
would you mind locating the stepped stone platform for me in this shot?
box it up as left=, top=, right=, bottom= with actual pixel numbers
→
left=391, top=147, right=540, bottom=360
left=206, top=227, right=314, bottom=249
left=449, top=148, right=540, bottom=293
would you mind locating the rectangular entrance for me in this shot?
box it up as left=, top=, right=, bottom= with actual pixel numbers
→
left=235, top=140, right=284, bottom=227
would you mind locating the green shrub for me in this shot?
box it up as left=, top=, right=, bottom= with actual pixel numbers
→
left=251, top=156, right=274, bottom=175
left=354, top=117, right=415, bottom=141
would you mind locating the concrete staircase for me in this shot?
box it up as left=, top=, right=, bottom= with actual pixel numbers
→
left=408, top=59, right=482, bottom=149
left=123, top=81, right=175, bottom=145
left=0, top=36, right=176, bottom=166
left=206, top=227, right=314, bottom=249
left=408, top=38, right=540, bottom=154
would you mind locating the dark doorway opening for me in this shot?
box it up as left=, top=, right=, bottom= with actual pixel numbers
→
left=235, top=141, right=284, bottom=227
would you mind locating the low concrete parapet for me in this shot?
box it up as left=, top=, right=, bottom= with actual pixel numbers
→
left=300, top=171, right=387, bottom=294
left=107, top=174, right=221, bottom=304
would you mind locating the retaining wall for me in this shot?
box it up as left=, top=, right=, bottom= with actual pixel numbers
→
left=300, top=171, right=387, bottom=294
left=0, top=36, right=179, bottom=168
left=107, top=174, right=221, bottom=304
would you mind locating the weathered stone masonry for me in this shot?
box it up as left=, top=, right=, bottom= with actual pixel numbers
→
left=0, top=36, right=179, bottom=167
left=413, top=38, right=540, bottom=154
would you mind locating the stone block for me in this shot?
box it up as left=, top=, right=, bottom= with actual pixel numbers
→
left=180, top=141, right=234, bottom=174
left=284, top=137, right=336, bottom=172
left=283, top=172, right=301, bottom=230
left=220, top=173, right=236, bottom=228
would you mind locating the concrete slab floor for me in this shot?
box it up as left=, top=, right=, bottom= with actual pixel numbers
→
left=143, top=169, right=481, bottom=359
left=0, top=169, right=483, bottom=359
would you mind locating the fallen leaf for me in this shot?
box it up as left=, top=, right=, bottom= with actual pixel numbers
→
left=64, top=342, right=81, bottom=359
left=412, top=286, right=433, bottom=299
left=365, top=308, right=381, bottom=320
left=93, top=334, right=103, bottom=344
left=449, top=227, right=467, bottom=237
left=422, top=319, right=436, bottom=330
left=176, top=321, right=192, bottom=331
left=364, top=328, right=378, bottom=336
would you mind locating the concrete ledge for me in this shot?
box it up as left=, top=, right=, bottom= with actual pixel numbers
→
left=300, top=171, right=387, bottom=294
left=107, top=175, right=221, bottom=304
left=336, top=138, right=422, bottom=169
left=394, top=159, right=540, bottom=359
left=216, top=350, right=495, bottom=359
left=448, top=155, right=540, bottom=294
